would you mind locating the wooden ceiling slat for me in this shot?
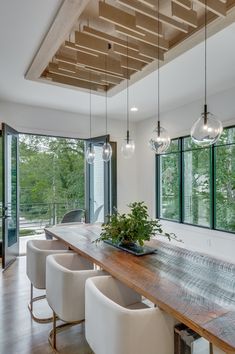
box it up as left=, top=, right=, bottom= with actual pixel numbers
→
left=46, top=72, right=106, bottom=91
left=194, top=0, right=226, bottom=17
left=113, top=44, right=152, bottom=63
left=172, top=0, right=192, bottom=10
left=120, top=56, right=145, bottom=71
left=82, top=26, right=139, bottom=51
left=118, top=0, right=189, bottom=33
left=75, top=32, right=110, bottom=55
left=172, top=2, right=198, bottom=27
left=115, top=25, right=169, bottom=50
left=99, top=1, right=146, bottom=36
left=64, top=41, right=99, bottom=57
left=135, top=12, right=163, bottom=36
left=137, top=42, right=165, bottom=61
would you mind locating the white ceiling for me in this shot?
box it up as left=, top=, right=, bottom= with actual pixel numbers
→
left=0, top=0, right=235, bottom=122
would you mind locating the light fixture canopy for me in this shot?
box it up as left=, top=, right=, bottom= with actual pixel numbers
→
left=121, top=36, right=135, bottom=159
left=86, top=71, right=95, bottom=164
left=191, top=1, right=223, bottom=146
left=149, top=0, right=170, bottom=155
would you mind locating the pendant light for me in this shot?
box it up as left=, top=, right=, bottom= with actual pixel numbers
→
left=102, top=45, right=112, bottom=162
left=149, top=0, right=170, bottom=154
left=86, top=72, right=95, bottom=164
left=191, top=0, right=223, bottom=146
left=121, top=36, right=135, bottom=159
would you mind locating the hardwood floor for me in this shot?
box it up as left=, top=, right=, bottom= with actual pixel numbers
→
left=0, top=256, right=93, bottom=354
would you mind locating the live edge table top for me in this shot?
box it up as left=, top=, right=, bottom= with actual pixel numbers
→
left=45, top=223, right=235, bottom=353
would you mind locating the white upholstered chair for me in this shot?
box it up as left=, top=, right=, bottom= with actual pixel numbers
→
left=26, top=239, right=69, bottom=322
left=46, top=253, right=106, bottom=350
left=85, top=275, right=176, bottom=354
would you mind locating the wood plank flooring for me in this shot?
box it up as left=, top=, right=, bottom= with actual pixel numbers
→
left=0, top=256, right=93, bottom=354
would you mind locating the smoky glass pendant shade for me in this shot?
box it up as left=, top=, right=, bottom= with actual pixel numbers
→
left=191, top=111, right=223, bottom=147
left=102, top=142, right=112, bottom=162
left=149, top=125, right=170, bottom=154
left=121, top=136, right=135, bottom=159
left=86, top=144, right=95, bottom=164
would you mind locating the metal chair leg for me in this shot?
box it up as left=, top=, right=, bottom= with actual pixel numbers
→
left=48, top=312, right=84, bottom=351
left=28, top=283, right=54, bottom=323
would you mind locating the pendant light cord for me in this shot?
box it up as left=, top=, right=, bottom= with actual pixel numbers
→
left=126, top=36, right=130, bottom=142
left=204, top=0, right=208, bottom=122
left=105, top=51, right=108, bottom=143
left=89, top=70, right=92, bottom=147
left=157, top=0, right=160, bottom=136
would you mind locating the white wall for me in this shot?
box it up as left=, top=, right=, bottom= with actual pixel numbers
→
left=136, top=86, right=235, bottom=263
left=0, top=100, right=138, bottom=213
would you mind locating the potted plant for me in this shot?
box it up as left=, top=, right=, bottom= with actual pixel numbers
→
left=95, top=202, right=179, bottom=255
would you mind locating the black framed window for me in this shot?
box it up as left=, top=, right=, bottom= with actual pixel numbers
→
left=156, top=126, right=235, bottom=234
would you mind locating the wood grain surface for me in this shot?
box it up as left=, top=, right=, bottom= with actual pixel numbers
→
left=45, top=224, right=235, bottom=353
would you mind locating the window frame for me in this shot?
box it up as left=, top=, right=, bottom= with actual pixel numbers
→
left=156, top=125, right=235, bottom=235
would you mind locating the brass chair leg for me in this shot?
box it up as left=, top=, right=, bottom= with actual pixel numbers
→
left=209, top=343, right=214, bottom=354
left=48, top=312, right=85, bottom=351
left=28, top=283, right=54, bottom=323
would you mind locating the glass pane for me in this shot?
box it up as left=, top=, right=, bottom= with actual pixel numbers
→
left=215, top=144, right=235, bottom=232
left=183, top=148, right=210, bottom=226
left=7, top=135, right=17, bottom=247
left=183, top=136, right=204, bottom=151
left=216, top=126, right=235, bottom=146
left=160, top=153, right=180, bottom=221
left=92, top=145, right=104, bottom=223
left=165, top=139, right=179, bottom=154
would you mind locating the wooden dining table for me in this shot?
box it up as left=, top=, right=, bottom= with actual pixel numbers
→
left=45, top=223, right=235, bottom=354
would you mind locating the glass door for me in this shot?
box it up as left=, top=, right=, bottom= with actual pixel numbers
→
left=2, top=124, right=19, bottom=269
left=86, top=136, right=116, bottom=223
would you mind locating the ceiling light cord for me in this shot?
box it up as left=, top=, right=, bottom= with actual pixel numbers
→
left=157, top=0, right=160, bottom=137
left=89, top=70, right=92, bottom=146
left=105, top=51, right=108, bottom=143
left=126, top=35, right=130, bottom=143
left=204, top=0, right=208, bottom=124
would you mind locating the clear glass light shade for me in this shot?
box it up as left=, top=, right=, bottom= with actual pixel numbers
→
left=191, top=112, right=223, bottom=147
left=121, top=138, right=135, bottom=159
left=86, top=145, right=95, bottom=164
left=149, top=126, right=170, bottom=154
left=102, top=142, right=112, bottom=162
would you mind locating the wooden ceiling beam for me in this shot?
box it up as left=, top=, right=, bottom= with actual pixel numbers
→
left=194, top=0, right=226, bottom=17
left=135, top=12, right=163, bottom=36
left=120, top=57, right=145, bottom=71
left=138, top=0, right=156, bottom=8
left=171, top=2, right=198, bottom=27
left=25, top=0, right=89, bottom=80
left=172, top=0, right=192, bottom=10
left=48, top=63, right=108, bottom=86
left=118, top=0, right=189, bottom=33
left=55, top=52, right=125, bottom=78
left=64, top=41, right=99, bottom=57
left=75, top=32, right=110, bottom=56
left=115, top=25, right=169, bottom=50
left=113, top=44, right=152, bottom=63
left=137, top=42, right=165, bottom=61
left=46, top=72, right=106, bottom=91
left=82, top=26, right=139, bottom=51
left=99, top=1, right=145, bottom=36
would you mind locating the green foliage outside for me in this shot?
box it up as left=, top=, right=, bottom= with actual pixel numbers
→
left=19, top=134, right=85, bottom=226
left=159, top=127, right=235, bottom=233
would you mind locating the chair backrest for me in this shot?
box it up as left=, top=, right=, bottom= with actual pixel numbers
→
left=61, top=209, right=84, bottom=223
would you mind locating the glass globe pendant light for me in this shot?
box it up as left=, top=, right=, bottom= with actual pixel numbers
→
left=86, top=74, right=95, bottom=164
left=121, top=36, right=135, bottom=159
left=102, top=48, right=112, bottom=162
left=149, top=0, right=170, bottom=154
left=191, top=0, right=223, bottom=146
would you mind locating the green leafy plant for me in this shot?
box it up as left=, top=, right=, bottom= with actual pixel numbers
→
left=95, top=201, right=179, bottom=246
